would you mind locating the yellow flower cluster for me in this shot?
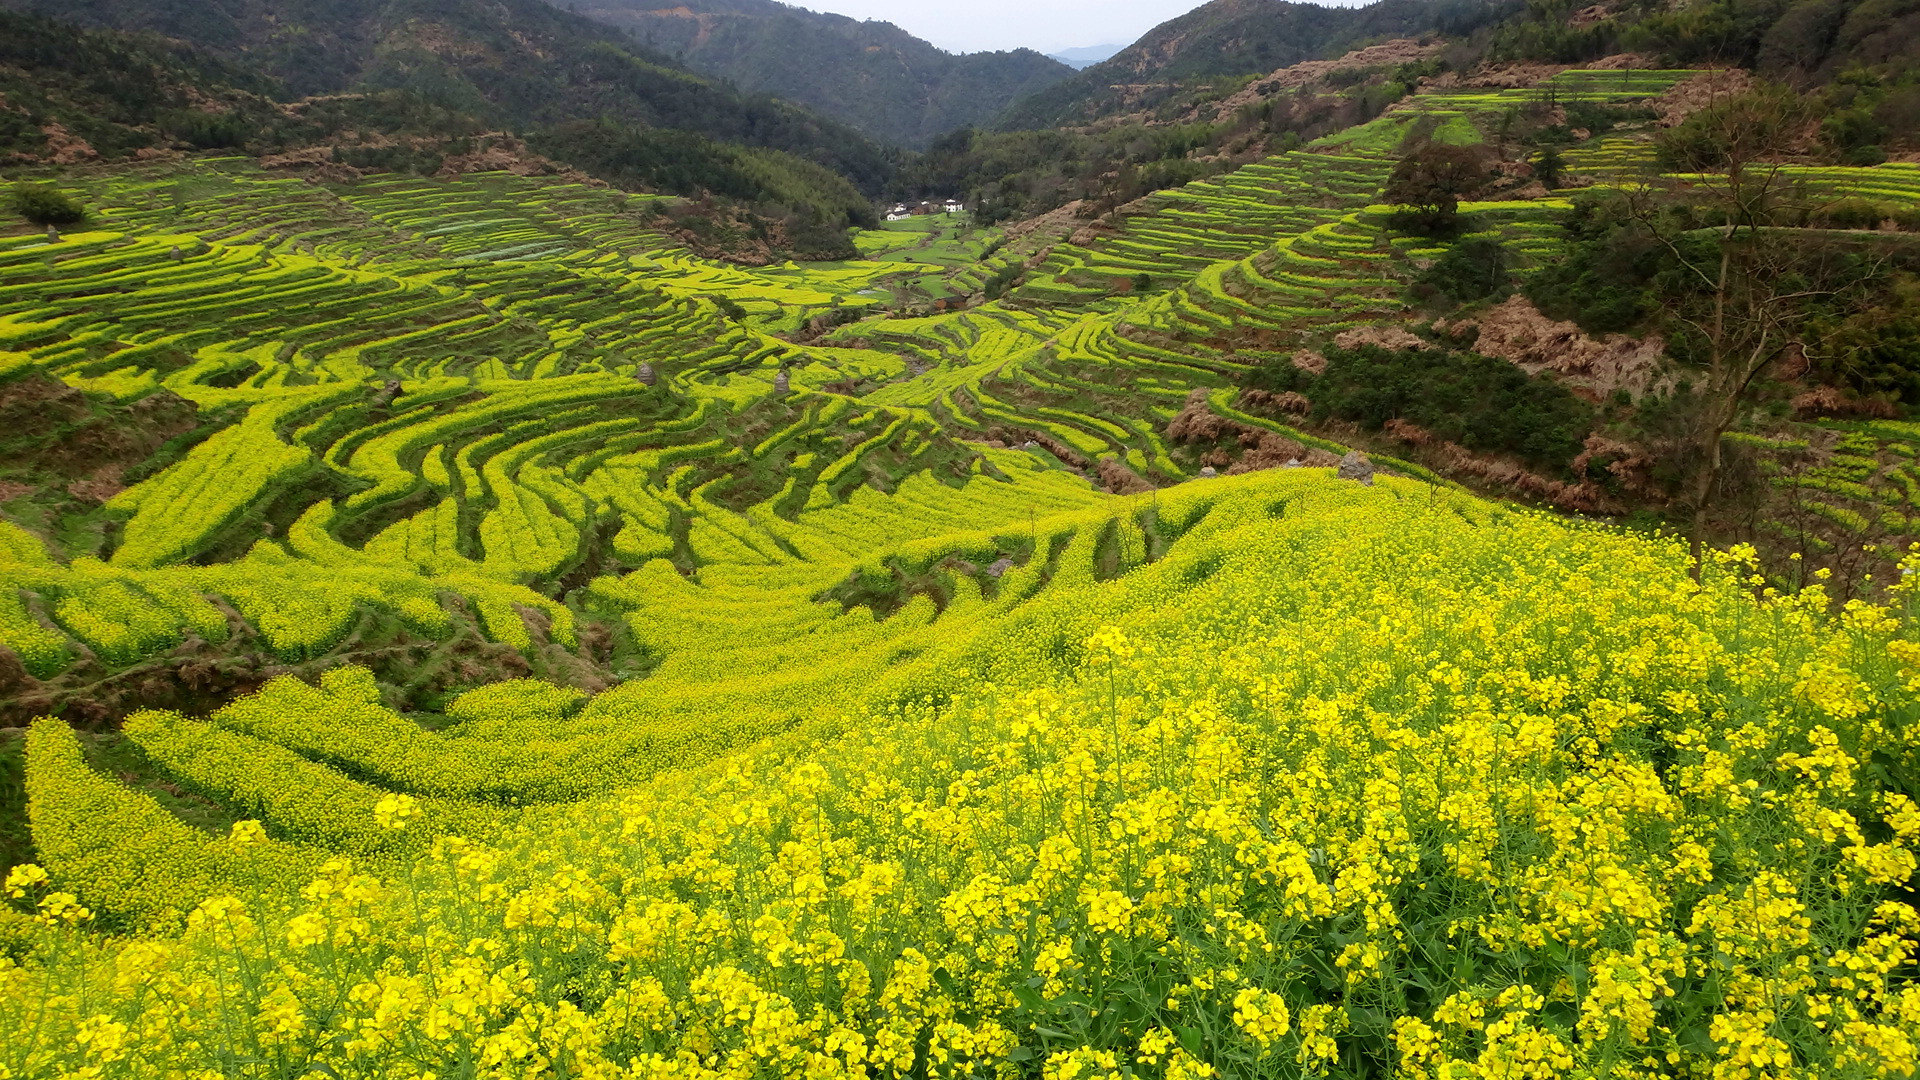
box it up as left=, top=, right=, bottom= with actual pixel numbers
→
left=3, top=863, right=47, bottom=898
left=373, top=793, right=420, bottom=831
left=1231, top=989, right=1292, bottom=1050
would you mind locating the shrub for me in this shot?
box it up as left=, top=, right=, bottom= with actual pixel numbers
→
left=1524, top=192, right=1665, bottom=334
left=1410, top=236, right=1512, bottom=307
left=1532, top=146, right=1565, bottom=189
left=1822, top=107, right=1889, bottom=163
left=1820, top=197, right=1900, bottom=230
left=1655, top=83, right=1811, bottom=172
left=983, top=263, right=1022, bottom=299
left=1305, top=343, right=1595, bottom=469
left=1817, top=272, right=1920, bottom=404
left=7, top=183, right=86, bottom=227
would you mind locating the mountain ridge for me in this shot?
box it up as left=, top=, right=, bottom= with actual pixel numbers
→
left=999, top=0, right=1521, bottom=129
left=565, top=0, right=1074, bottom=146
left=0, top=0, right=895, bottom=186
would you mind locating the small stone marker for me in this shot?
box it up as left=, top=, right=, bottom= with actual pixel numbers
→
left=1284, top=458, right=1302, bottom=469
left=45, top=225, right=59, bottom=244
left=773, top=369, right=791, bottom=394
left=169, top=245, right=184, bottom=262
left=1199, top=466, right=1218, bottom=478
left=636, top=362, right=657, bottom=386
left=1337, top=450, right=1375, bottom=486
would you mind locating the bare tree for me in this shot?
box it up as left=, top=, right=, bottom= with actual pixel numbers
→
left=1633, top=86, right=1886, bottom=578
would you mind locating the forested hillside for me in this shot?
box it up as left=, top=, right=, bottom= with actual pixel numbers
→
left=1489, top=0, right=1920, bottom=76
left=0, top=10, right=284, bottom=162
left=0, top=0, right=893, bottom=258
left=566, top=0, right=1073, bottom=147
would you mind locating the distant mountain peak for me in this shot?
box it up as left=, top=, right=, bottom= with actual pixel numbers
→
left=1047, top=44, right=1123, bottom=70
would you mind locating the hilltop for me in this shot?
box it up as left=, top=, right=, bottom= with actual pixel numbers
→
left=566, top=0, right=1074, bottom=147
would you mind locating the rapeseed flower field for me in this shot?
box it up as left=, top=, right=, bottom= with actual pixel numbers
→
left=7, top=64, right=1920, bottom=1080
left=6, top=470, right=1920, bottom=1079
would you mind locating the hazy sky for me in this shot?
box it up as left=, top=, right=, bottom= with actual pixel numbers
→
left=785, top=0, right=1367, bottom=55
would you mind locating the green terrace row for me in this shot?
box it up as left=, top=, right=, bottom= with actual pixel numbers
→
left=1751, top=426, right=1920, bottom=544
left=1112, top=210, right=1418, bottom=352
left=77, top=163, right=932, bottom=319
left=1008, top=152, right=1394, bottom=308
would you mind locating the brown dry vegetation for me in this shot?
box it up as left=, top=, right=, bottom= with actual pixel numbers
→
left=1439, top=296, right=1671, bottom=401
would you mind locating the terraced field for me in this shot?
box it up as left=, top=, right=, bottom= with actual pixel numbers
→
left=10, top=69, right=1915, bottom=709
left=12, top=67, right=1917, bottom=707
left=1009, top=69, right=1697, bottom=310
left=981, top=67, right=1728, bottom=421
left=0, top=166, right=1073, bottom=686
left=7, top=65, right=1920, bottom=920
